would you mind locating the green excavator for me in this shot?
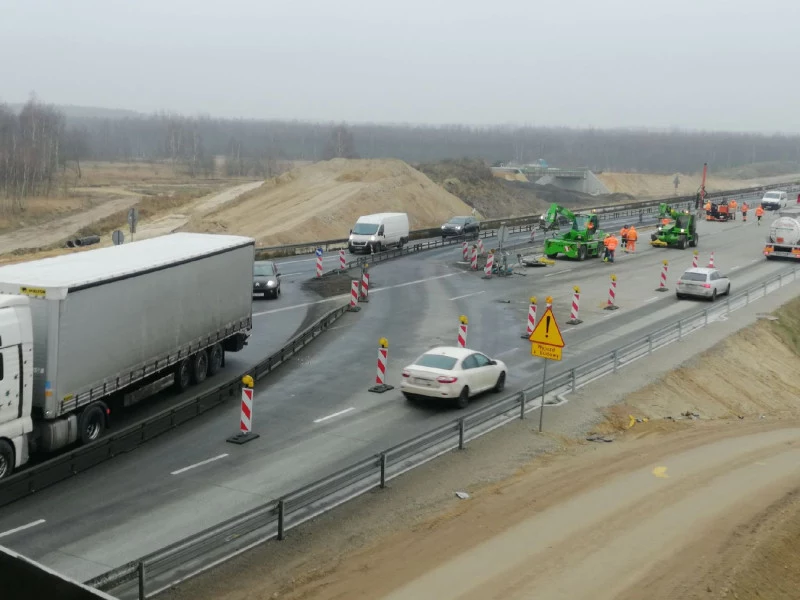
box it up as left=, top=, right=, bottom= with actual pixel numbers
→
left=650, top=203, right=699, bottom=249
left=540, top=204, right=604, bottom=261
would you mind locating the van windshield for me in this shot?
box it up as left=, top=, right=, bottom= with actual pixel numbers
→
left=764, top=192, right=781, bottom=199
left=353, top=222, right=379, bottom=235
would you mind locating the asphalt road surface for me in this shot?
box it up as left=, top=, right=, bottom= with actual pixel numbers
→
left=0, top=203, right=793, bottom=582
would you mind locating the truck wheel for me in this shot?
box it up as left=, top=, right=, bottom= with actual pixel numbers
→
left=546, top=253, right=558, bottom=259
left=79, top=404, right=106, bottom=445
left=679, top=235, right=688, bottom=249
left=0, top=440, right=14, bottom=480
left=175, top=359, right=192, bottom=392
left=192, top=351, right=209, bottom=385
left=207, top=343, right=224, bottom=377
left=577, top=245, right=587, bottom=261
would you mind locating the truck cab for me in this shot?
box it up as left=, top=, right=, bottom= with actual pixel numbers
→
left=0, top=295, right=34, bottom=479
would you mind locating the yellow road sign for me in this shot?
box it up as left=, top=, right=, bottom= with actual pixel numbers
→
left=528, top=307, right=565, bottom=348
left=531, top=342, right=562, bottom=361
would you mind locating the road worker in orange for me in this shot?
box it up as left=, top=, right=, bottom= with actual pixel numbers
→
left=626, top=224, right=638, bottom=252
left=728, top=198, right=737, bottom=220
left=620, top=225, right=629, bottom=250
left=755, top=205, right=764, bottom=226
left=603, top=233, right=618, bottom=262
left=742, top=201, right=749, bottom=222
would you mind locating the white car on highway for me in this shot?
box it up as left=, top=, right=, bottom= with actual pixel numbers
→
left=675, top=267, right=731, bottom=301
left=401, top=346, right=508, bottom=409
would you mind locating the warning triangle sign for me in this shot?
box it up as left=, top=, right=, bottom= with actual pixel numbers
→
left=528, top=307, right=565, bottom=347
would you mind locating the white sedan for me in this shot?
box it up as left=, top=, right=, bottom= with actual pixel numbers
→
left=401, top=346, right=508, bottom=409
left=675, top=267, right=731, bottom=301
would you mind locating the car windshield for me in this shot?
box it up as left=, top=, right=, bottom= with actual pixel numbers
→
left=682, top=271, right=708, bottom=282
left=448, top=217, right=468, bottom=224
left=415, top=354, right=458, bottom=370
left=765, top=192, right=781, bottom=199
left=573, top=215, right=591, bottom=229
left=253, top=263, right=274, bottom=276
left=676, top=215, right=690, bottom=228
left=353, top=222, right=379, bottom=235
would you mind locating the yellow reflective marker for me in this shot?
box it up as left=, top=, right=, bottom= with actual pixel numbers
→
left=652, top=466, right=669, bottom=479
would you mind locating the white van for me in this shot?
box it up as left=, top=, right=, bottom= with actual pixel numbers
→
left=348, top=213, right=410, bottom=254
left=761, top=190, right=787, bottom=211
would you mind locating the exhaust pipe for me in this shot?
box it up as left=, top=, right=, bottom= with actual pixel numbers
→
left=74, top=235, right=101, bottom=247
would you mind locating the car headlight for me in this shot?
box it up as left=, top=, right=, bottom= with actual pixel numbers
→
left=370, top=235, right=377, bottom=241
left=267, top=280, right=276, bottom=287
left=441, top=225, right=446, bottom=229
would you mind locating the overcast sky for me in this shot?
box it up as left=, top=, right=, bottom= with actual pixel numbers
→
left=2, top=0, right=799, bottom=132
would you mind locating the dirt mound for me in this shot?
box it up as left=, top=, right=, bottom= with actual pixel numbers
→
left=620, top=299, right=800, bottom=421
left=189, top=159, right=475, bottom=246
left=598, top=171, right=800, bottom=199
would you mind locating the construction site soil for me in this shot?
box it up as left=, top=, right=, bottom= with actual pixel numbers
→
left=168, top=296, right=800, bottom=600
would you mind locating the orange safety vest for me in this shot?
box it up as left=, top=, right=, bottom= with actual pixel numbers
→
left=606, top=236, right=618, bottom=250
left=742, top=203, right=749, bottom=212
left=627, top=227, right=638, bottom=241
left=756, top=206, right=764, bottom=216
left=620, top=227, right=629, bottom=239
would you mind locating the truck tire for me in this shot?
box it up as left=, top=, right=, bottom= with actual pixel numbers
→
left=207, top=343, right=224, bottom=377
left=175, top=359, right=192, bottom=392
left=577, top=245, right=587, bottom=261
left=192, top=351, right=209, bottom=385
left=79, top=404, right=106, bottom=445
left=679, top=235, right=688, bottom=250
left=0, top=440, right=14, bottom=480
left=691, top=234, right=699, bottom=248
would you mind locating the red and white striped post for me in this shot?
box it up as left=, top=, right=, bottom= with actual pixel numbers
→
left=477, top=238, right=485, bottom=256
left=604, top=274, right=619, bottom=310
left=470, top=245, right=478, bottom=270
left=339, top=249, right=346, bottom=271
left=522, top=296, right=537, bottom=339
left=347, top=280, right=361, bottom=312
left=360, top=264, right=369, bottom=302
left=483, top=251, right=494, bottom=278
left=368, top=337, right=394, bottom=393
left=708, top=251, right=715, bottom=268
left=655, top=260, right=669, bottom=292
left=692, top=250, right=698, bottom=268
left=457, top=315, right=468, bottom=348
left=462, top=241, right=469, bottom=260
left=567, top=286, right=583, bottom=324
left=226, top=375, right=259, bottom=444
left=315, top=248, right=323, bottom=278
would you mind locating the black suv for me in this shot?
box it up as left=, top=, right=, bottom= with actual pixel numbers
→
left=441, top=216, right=480, bottom=238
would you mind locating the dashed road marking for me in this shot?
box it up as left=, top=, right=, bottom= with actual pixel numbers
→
left=450, top=291, right=486, bottom=301
left=644, top=296, right=660, bottom=303
left=544, top=268, right=574, bottom=277
left=314, top=407, right=355, bottom=423
left=171, top=454, right=229, bottom=476
left=0, top=519, right=46, bottom=539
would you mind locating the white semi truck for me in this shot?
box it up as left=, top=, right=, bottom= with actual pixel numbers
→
left=0, top=232, right=255, bottom=479
left=764, top=208, right=800, bottom=259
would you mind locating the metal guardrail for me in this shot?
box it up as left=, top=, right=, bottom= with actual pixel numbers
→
left=254, top=179, right=800, bottom=258
left=0, top=304, right=350, bottom=508
left=89, top=263, right=800, bottom=599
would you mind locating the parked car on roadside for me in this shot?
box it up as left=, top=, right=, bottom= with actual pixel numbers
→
left=401, top=346, right=507, bottom=409
left=253, top=260, right=281, bottom=298
left=675, top=267, right=730, bottom=301
left=441, top=216, right=480, bottom=238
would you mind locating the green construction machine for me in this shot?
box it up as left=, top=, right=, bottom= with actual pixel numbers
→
left=541, top=204, right=604, bottom=261
left=650, top=203, right=699, bottom=249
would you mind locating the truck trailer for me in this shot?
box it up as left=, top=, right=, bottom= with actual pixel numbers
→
left=764, top=208, right=800, bottom=259
left=0, top=232, right=255, bottom=479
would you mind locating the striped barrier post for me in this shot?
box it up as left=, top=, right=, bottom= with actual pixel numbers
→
left=462, top=241, right=469, bottom=260
left=339, top=249, right=346, bottom=271
left=567, top=286, right=582, bottom=324
left=522, top=296, right=537, bottom=338
left=708, top=251, right=715, bottom=268
left=604, top=274, right=619, bottom=310
left=471, top=245, right=478, bottom=270
left=692, top=251, right=698, bottom=268
left=347, top=280, right=361, bottom=312
left=360, top=264, right=370, bottom=302
left=483, top=251, right=494, bottom=279
left=655, top=260, right=668, bottom=292
left=477, top=239, right=485, bottom=256
left=457, top=315, right=468, bottom=348
left=315, top=247, right=323, bottom=278
left=369, top=337, right=394, bottom=393
left=226, top=375, right=260, bottom=444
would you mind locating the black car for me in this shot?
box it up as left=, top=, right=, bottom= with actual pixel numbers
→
left=441, top=216, right=480, bottom=238
left=253, top=260, right=281, bottom=299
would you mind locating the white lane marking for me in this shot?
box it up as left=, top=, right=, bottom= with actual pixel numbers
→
left=253, top=273, right=457, bottom=317
left=450, top=291, right=486, bottom=301
left=170, top=454, right=229, bottom=476
left=544, top=268, right=573, bottom=277
left=729, top=265, right=741, bottom=271
left=281, top=271, right=304, bottom=276
left=314, top=407, right=355, bottom=423
left=644, top=296, right=660, bottom=303
left=0, top=519, right=46, bottom=539
left=495, top=347, right=520, bottom=357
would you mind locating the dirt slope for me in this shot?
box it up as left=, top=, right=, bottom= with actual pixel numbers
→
left=599, top=171, right=800, bottom=199
left=189, top=159, right=476, bottom=246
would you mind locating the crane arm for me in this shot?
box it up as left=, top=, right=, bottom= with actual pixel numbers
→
left=540, top=203, right=577, bottom=230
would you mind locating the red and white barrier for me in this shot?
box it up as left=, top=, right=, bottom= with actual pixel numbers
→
left=376, top=342, right=388, bottom=385
left=360, top=270, right=370, bottom=301
left=523, top=296, right=537, bottom=338
left=604, top=274, right=618, bottom=310
left=484, top=252, right=494, bottom=277
left=339, top=249, right=346, bottom=271
left=349, top=280, right=359, bottom=309
left=240, top=385, right=253, bottom=433
left=477, top=239, right=485, bottom=256
left=708, top=251, right=715, bottom=268
left=692, top=251, right=698, bottom=268
left=655, top=260, right=668, bottom=292
left=462, top=241, right=469, bottom=260
left=457, top=315, right=468, bottom=348
left=567, top=286, right=582, bottom=324
left=470, top=245, right=478, bottom=270
left=315, top=252, right=323, bottom=278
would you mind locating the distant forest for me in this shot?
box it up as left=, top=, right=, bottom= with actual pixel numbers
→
left=3, top=97, right=800, bottom=205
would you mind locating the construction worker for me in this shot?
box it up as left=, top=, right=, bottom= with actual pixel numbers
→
left=728, top=198, right=737, bottom=220
left=742, top=201, right=748, bottom=222
left=626, top=224, right=638, bottom=252
left=603, top=233, right=618, bottom=263
left=620, top=225, right=629, bottom=251
left=756, top=204, right=764, bottom=226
